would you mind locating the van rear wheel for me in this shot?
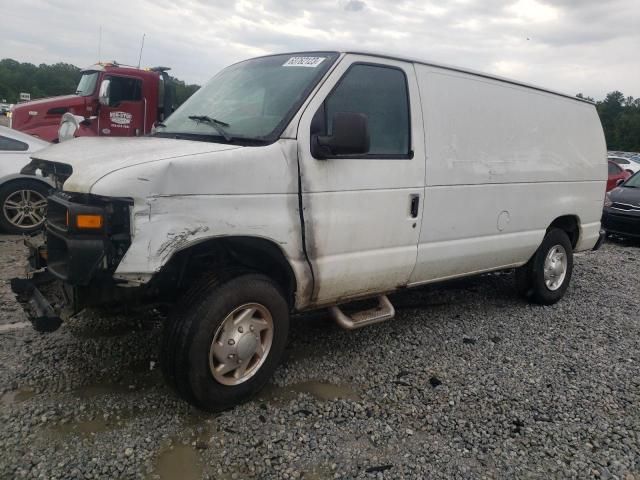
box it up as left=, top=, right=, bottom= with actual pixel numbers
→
left=515, top=228, right=573, bottom=305
left=161, top=271, right=289, bottom=411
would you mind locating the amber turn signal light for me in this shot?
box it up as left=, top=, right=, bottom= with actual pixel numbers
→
left=76, top=214, right=103, bottom=229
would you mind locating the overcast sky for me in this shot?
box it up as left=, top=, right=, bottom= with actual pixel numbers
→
left=2, top=0, right=639, bottom=99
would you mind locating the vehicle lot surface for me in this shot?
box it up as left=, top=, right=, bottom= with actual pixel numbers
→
left=1, top=235, right=639, bottom=479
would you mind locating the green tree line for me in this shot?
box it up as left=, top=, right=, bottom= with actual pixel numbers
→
left=577, top=91, right=640, bottom=152
left=0, top=58, right=199, bottom=108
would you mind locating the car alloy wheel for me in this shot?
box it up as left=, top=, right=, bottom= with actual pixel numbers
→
left=2, top=189, right=47, bottom=230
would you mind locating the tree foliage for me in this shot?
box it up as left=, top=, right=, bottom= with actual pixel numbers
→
left=0, top=59, right=81, bottom=102
left=168, top=76, right=200, bottom=107
left=598, top=92, right=640, bottom=151
left=577, top=91, right=639, bottom=151
left=0, top=58, right=199, bottom=107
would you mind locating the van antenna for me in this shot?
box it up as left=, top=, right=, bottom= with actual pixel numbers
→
left=137, top=33, right=146, bottom=68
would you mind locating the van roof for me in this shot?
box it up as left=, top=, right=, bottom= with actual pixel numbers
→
left=271, top=50, right=594, bottom=105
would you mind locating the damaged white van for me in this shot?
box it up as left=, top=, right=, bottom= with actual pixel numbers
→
left=17, top=51, right=607, bottom=410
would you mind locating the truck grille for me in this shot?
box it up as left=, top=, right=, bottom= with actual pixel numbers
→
left=611, top=202, right=640, bottom=212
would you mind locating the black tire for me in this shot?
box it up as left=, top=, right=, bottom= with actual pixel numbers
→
left=0, top=179, right=51, bottom=234
left=161, top=271, right=289, bottom=411
left=515, top=228, right=574, bottom=305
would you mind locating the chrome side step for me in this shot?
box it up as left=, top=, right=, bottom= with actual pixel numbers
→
left=329, top=295, right=395, bottom=330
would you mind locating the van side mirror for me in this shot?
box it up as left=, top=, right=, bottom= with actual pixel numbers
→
left=98, top=79, right=111, bottom=106
left=312, top=112, right=370, bottom=159
left=616, top=178, right=625, bottom=186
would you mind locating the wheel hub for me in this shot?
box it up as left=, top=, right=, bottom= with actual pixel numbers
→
left=236, top=334, right=259, bottom=360
left=208, top=303, right=274, bottom=386
left=543, top=244, right=567, bottom=291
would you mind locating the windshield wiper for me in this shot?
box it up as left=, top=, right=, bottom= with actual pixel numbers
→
left=188, top=115, right=232, bottom=141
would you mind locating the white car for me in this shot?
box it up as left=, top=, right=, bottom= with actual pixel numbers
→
left=608, top=155, right=640, bottom=174
left=19, top=51, right=606, bottom=410
left=0, top=126, right=51, bottom=233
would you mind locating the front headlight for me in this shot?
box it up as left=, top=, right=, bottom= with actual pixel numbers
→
left=604, top=193, right=613, bottom=208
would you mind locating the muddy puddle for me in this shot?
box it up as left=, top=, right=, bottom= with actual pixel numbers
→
left=74, top=369, right=163, bottom=399
left=46, top=409, right=136, bottom=440
left=302, top=466, right=335, bottom=480
left=0, top=387, right=35, bottom=406
left=50, top=418, right=111, bottom=437
left=259, top=380, right=360, bottom=404
left=148, top=440, right=204, bottom=480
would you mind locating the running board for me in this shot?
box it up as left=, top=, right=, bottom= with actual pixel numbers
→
left=329, top=295, right=395, bottom=330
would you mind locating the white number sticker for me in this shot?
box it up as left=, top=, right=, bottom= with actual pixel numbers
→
left=282, top=56, right=325, bottom=68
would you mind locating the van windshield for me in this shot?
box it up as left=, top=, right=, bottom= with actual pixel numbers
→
left=76, top=72, right=99, bottom=96
left=156, top=53, right=338, bottom=143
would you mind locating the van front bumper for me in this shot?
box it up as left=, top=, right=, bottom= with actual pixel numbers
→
left=14, top=193, right=138, bottom=330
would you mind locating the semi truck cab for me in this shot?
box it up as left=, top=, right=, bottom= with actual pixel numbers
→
left=10, top=62, right=175, bottom=142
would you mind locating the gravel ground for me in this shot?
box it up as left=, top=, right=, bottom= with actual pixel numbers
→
left=0, top=235, right=639, bottom=479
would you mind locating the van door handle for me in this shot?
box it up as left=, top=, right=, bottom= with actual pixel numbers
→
left=410, top=195, right=420, bottom=218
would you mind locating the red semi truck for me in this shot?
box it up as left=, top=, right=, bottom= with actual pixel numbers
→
left=10, top=62, right=176, bottom=142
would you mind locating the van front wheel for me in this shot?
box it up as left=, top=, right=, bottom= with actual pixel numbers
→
left=161, top=272, right=289, bottom=411
left=515, top=229, right=573, bottom=305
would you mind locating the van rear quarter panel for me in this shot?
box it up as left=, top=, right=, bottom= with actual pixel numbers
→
left=410, top=64, right=606, bottom=284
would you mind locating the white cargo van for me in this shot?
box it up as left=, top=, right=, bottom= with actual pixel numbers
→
left=18, top=51, right=607, bottom=410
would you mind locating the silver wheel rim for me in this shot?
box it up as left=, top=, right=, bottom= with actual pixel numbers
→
left=2, top=189, right=47, bottom=230
left=208, top=303, right=274, bottom=386
left=544, top=244, right=567, bottom=291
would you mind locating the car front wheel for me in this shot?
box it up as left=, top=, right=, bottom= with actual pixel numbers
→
left=161, top=271, right=290, bottom=411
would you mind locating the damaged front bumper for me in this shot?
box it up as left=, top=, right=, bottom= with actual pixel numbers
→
left=11, top=191, right=135, bottom=332
left=11, top=270, right=65, bottom=332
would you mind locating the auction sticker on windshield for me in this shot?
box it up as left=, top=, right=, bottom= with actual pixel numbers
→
left=282, top=56, right=325, bottom=67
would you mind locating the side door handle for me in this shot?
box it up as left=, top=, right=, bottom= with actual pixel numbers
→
left=410, top=195, right=420, bottom=218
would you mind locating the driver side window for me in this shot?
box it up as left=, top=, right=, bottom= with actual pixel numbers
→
left=322, top=64, right=410, bottom=157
